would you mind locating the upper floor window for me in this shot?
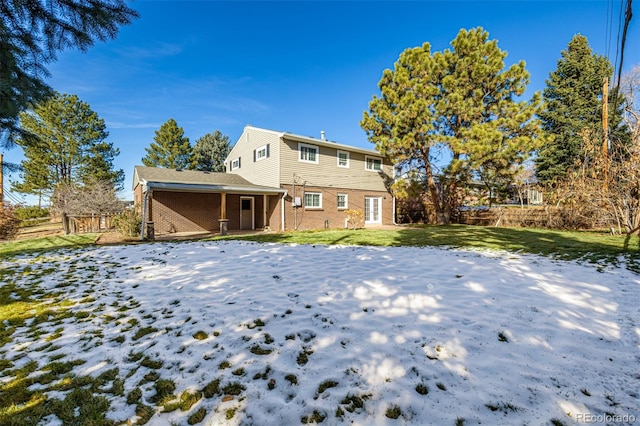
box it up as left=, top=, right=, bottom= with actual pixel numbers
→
left=365, top=156, right=382, bottom=172
left=254, top=144, right=270, bottom=162
left=299, top=143, right=319, bottom=164
left=231, top=157, right=241, bottom=170
left=304, top=192, right=322, bottom=208
left=337, top=150, right=349, bottom=168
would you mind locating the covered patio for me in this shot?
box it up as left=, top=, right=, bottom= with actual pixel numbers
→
left=132, top=167, right=286, bottom=240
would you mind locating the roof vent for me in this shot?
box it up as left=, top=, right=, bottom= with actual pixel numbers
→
left=320, top=130, right=326, bottom=141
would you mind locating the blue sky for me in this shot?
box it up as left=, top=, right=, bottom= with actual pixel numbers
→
left=3, top=0, right=639, bottom=203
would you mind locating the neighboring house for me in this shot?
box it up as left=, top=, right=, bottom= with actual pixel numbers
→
left=132, top=126, right=394, bottom=237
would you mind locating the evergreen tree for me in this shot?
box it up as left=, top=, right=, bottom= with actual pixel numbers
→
left=0, top=0, right=138, bottom=147
left=13, top=92, right=124, bottom=196
left=361, top=28, right=543, bottom=224
left=142, top=119, right=194, bottom=169
left=193, top=130, right=231, bottom=172
left=535, top=34, right=629, bottom=184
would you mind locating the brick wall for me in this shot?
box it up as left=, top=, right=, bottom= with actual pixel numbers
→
left=281, top=184, right=394, bottom=231
left=151, top=191, right=220, bottom=234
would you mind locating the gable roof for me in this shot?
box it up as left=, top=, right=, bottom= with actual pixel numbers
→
left=132, top=166, right=285, bottom=194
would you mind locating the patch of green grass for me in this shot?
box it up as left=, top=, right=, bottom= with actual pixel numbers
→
left=127, top=387, right=142, bottom=405
left=188, top=407, right=207, bottom=424
left=301, top=409, right=326, bottom=424
left=436, top=382, right=447, bottom=391
left=215, top=226, right=640, bottom=271
left=150, top=379, right=176, bottom=405
left=415, top=383, right=429, bottom=395
left=218, top=360, right=231, bottom=370
left=385, top=405, right=402, bottom=419
left=297, top=347, right=313, bottom=365
left=455, top=417, right=465, bottom=426
left=316, top=379, right=338, bottom=396
left=485, top=401, right=521, bottom=413
left=284, top=374, right=298, bottom=385
left=226, top=407, right=238, bottom=420
left=132, top=326, right=158, bottom=340
left=340, top=393, right=368, bottom=413
left=135, top=403, right=155, bottom=425
left=550, top=419, right=566, bottom=426
left=221, top=381, right=245, bottom=396
left=0, top=233, right=98, bottom=259
left=163, top=390, right=202, bottom=412
left=498, top=331, right=509, bottom=342
left=202, top=378, right=221, bottom=398
left=193, top=330, right=208, bottom=340
left=247, top=318, right=266, bottom=329
left=140, top=357, right=163, bottom=369
left=232, top=367, right=245, bottom=376
left=249, top=344, right=273, bottom=355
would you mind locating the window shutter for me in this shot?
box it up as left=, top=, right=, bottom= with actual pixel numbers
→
left=238, top=157, right=241, bottom=168
left=253, top=149, right=256, bottom=162
left=266, top=144, right=270, bottom=158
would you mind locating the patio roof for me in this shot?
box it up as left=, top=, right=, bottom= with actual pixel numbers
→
left=133, top=166, right=286, bottom=195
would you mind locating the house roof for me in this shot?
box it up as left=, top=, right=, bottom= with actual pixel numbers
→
left=132, top=166, right=286, bottom=194
left=240, top=125, right=385, bottom=158
left=280, top=130, right=384, bottom=158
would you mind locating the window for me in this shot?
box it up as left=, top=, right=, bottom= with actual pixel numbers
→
left=231, top=157, right=241, bottom=170
left=304, top=192, right=322, bottom=209
left=337, top=150, right=349, bottom=168
left=254, top=144, right=270, bottom=162
left=299, top=143, right=319, bottom=164
left=365, top=156, right=382, bottom=171
left=337, top=193, right=348, bottom=210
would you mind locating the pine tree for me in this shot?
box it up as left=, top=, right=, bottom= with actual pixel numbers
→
left=361, top=28, right=544, bottom=223
left=13, top=92, right=124, bottom=196
left=535, top=34, right=629, bottom=185
left=193, top=131, right=231, bottom=172
left=0, top=0, right=138, bottom=147
left=142, top=119, right=194, bottom=169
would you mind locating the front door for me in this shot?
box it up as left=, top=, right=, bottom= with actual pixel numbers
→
left=364, top=196, right=382, bottom=225
left=240, top=197, right=254, bottom=230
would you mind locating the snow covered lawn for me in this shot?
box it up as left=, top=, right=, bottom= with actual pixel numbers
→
left=1, top=240, right=639, bottom=425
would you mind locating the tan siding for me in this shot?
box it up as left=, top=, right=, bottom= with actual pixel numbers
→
left=227, top=127, right=280, bottom=187
left=279, top=139, right=392, bottom=191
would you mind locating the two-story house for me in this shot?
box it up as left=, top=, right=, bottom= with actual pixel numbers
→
left=133, top=126, right=394, bottom=237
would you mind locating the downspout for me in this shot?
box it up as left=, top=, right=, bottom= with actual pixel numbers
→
left=140, top=181, right=149, bottom=240
left=281, top=190, right=287, bottom=232
left=392, top=195, right=398, bottom=226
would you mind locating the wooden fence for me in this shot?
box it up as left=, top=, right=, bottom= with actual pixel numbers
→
left=458, top=206, right=558, bottom=228
left=62, top=213, right=117, bottom=234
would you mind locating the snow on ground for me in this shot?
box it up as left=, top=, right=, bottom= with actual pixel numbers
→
left=2, top=240, right=640, bottom=425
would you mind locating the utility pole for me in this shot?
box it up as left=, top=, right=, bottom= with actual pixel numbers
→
left=602, top=77, right=609, bottom=188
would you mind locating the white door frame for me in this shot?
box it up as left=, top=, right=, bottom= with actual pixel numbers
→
left=240, top=196, right=255, bottom=230
left=364, top=196, right=382, bottom=225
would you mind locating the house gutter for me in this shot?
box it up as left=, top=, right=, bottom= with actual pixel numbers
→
left=392, top=195, right=398, bottom=226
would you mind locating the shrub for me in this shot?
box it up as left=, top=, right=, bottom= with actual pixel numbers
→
left=113, top=207, right=142, bottom=237
left=344, top=209, right=364, bottom=229
left=14, top=205, right=49, bottom=221
left=0, top=204, right=21, bottom=240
